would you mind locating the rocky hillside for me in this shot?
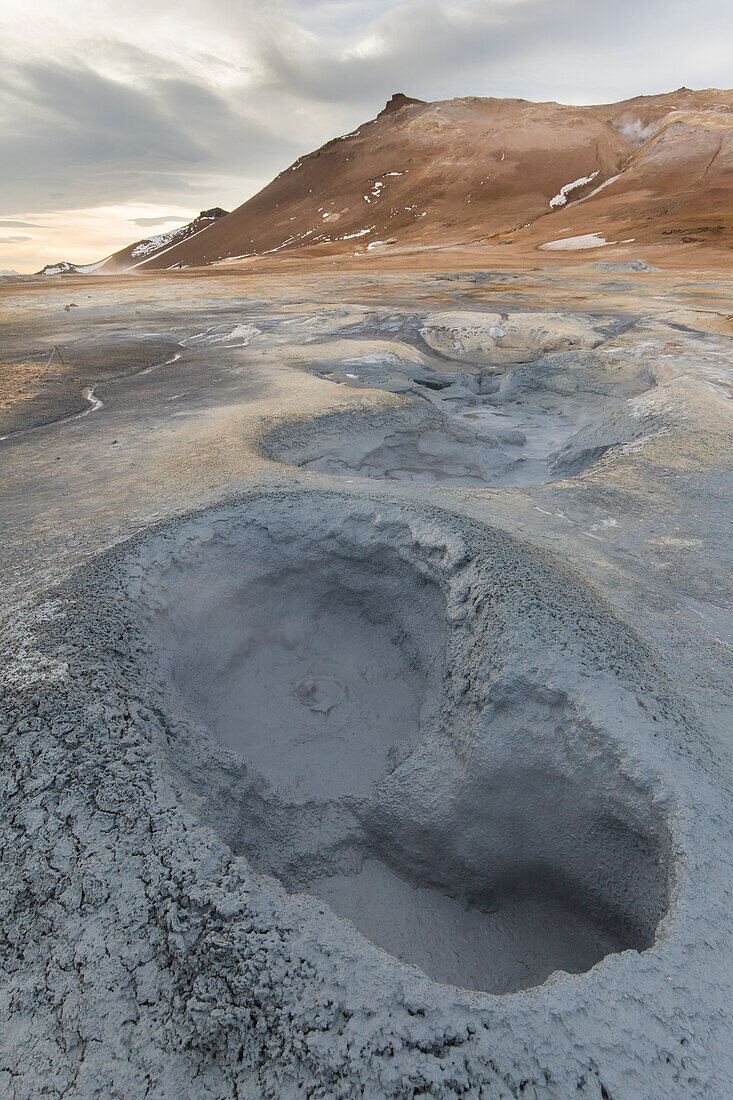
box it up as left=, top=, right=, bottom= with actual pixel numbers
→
left=40, top=87, right=733, bottom=272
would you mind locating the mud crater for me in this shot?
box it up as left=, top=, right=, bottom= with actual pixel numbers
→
left=138, top=513, right=445, bottom=800
left=265, top=402, right=607, bottom=488
left=270, top=351, right=657, bottom=487
left=126, top=496, right=672, bottom=994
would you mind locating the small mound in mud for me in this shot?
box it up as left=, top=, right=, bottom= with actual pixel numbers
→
left=124, top=495, right=672, bottom=993
left=418, top=310, right=602, bottom=366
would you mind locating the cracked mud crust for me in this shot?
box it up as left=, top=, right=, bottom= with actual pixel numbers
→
left=0, top=267, right=731, bottom=1098
left=0, top=491, right=725, bottom=1099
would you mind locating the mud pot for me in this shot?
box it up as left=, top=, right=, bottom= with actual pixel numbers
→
left=119, top=494, right=672, bottom=994
left=272, top=347, right=657, bottom=487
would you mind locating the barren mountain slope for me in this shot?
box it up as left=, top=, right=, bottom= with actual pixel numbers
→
left=518, top=91, right=733, bottom=253
left=38, top=87, right=733, bottom=274
left=136, top=88, right=732, bottom=269
left=136, top=94, right=635, bottom=268
left=99, top=207, right=229, bottom=273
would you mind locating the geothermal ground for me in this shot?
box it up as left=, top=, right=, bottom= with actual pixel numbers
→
left=0, top=261, right=731, bottom=1099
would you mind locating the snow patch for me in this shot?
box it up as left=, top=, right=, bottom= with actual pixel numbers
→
left=131, top=229, right=184, bottom=258
left=572, top=174, right=622, bottom=205
left=40, top=258, right=112, bottom=276
left=339, top=228, right=373, bottom=241
left=549, top=172, right=599, bottom=208
left=540, top=233, right=616, bottom=251
left=76, top=256, right=112, bottom=274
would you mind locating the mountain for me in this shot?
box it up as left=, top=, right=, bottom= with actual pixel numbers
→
left=134, top=87, right=733, bottom=270
left=38, top=259, right=108, bottom=276
left=37, top=208, right=228, bottom=276
left=515, top=90, right=733, bottom=256
left=97, top=207, right=229, bottom=272
left=134, top=93, right=634, bottom=269
left=39, top=88, right=733, bottom=273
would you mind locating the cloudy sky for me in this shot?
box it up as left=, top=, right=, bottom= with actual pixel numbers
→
left=2, top=0, right=731, bottom=271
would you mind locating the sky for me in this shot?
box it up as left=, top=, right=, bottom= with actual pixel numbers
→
left=1, top=0, right=731, bottom=272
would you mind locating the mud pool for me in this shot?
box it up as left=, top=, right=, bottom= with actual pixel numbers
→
left=123, top=496, right=671, bottom=998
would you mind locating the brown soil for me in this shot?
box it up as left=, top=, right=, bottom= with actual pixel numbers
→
left=0, top=360, right=49, bottom=410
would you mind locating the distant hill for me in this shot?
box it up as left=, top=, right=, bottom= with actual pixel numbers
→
left=37, top=208, right=228, bottom=276
left=39, top=87, right=733, bottom=273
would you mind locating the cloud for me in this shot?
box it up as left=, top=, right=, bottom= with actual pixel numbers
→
left=0, top=218, right=39, bottom=227
left=0, top=234, right=31, bottom=243
left=255, top=2, right=548, bottom=104
left=0, top=56, right=298, bottom=215
left=131, top=215, right=190, bottom=227
left=252, top=0, right=733, bottom=107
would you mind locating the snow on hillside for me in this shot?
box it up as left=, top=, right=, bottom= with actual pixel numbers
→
left=131, top=229, right=185, bottom=258
left=37, top=208, right=228, bottom=275
left=39, top=257, right=110, bottom=276
left=549, top=172, right=599, bottom=208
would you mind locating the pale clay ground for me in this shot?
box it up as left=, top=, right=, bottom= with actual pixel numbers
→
left=0, top=263, right=731, bottom=1099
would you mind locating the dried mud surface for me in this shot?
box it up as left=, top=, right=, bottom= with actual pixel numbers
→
left=0, top=265, right=731, bottom=1099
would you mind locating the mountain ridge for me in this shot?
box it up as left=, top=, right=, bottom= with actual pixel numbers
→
left=38, top=87, right=733, bottom=274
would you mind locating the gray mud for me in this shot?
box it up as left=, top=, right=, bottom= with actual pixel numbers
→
left=309, top=858, right=630, bottom=995
left=267, top=350, right=658, bottom=487
left=122, top=496, right=671, bottom=997
left=138, top=506, right=445, bottom=800
left=1, top=280, right=731, bottom=1099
